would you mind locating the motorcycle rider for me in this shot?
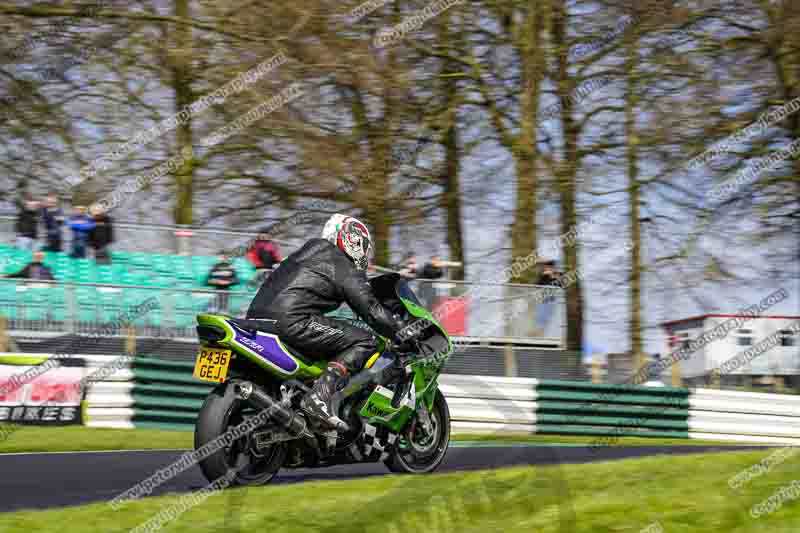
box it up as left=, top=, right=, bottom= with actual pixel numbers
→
left=246, top=214, right=408, bottom=430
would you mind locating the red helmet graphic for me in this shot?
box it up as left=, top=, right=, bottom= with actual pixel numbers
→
left=335, top=217, right=372, bottom=270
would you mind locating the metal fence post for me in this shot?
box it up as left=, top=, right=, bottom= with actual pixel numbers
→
left=163, top=288, right=175, bottom=334
left=0, top=316, right=8, bottom=352
left=592, top=351, right=602, bottom=383
left=175, top=228, right=193, bottom=256
left=502, top=284, right=518, bottom=376
left=671, top=359, right=682, bottom=387
left=125, top=324, right=136, bottom=356
left=65, top=283, right=76, bottom=334
left=560, top=291, right=567, bottom=349
left=504, top=344, right=518, bottom=377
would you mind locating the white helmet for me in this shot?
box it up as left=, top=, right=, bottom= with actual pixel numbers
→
left=322, top=213, right=372, bottom=270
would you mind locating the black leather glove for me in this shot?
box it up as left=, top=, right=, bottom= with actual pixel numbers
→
left=392, top=338, right=417, bottom=354
left=393, top=319, right=433, bottom=354
left=395, top=318, right=432, bottom=343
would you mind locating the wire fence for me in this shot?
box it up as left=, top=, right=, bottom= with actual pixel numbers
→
left=0, top=278, right=566, bottom=346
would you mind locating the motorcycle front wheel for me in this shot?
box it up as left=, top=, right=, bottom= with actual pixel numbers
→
left=384, top=389, right=450, bottom=474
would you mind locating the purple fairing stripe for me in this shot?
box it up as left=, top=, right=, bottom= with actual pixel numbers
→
left=231, top=327, right=299, bottom=374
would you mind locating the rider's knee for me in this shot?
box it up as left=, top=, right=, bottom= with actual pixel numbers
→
left=337, top=339, right=380, bottom=373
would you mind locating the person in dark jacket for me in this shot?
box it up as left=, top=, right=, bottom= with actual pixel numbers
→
left=245, top=232, right=283, bottom=290
left=534, top=260, right=561, bottom=337
left=3, top=251, right=54, bottom=281
left=420, top=256, right=444, bottom=280
left=206, top=254, right=239, bottom=313
left=89, top=203, right=113, bottom=264
left=417, top=256, right=445, bottom=308
left=246, top=232, right=282, bottom=271
left=536, top=260, right=562, bottom=286
left=68, top=206, right=95, bottom=259
left=397, top=252, right=417, bottom=279
left=246, top=233, right=283, bottom=290
left=247, top=214, right=408, bottom=429
left=41, top=193, right=64, bottom=252
left=15, top=194, right=39, bottom=251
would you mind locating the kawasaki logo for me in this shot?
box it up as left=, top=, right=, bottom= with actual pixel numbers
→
left=364, top=402, right=392, bottom=417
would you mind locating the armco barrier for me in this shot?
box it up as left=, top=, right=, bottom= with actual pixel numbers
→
left=129, top=357, right=213, bottom=430
left=85, top=356, right=212, bottom=429
left=689, top=388, right=800, bottom=444
left=117, top=364, right=695, bottom=437
left=440, top=376, right=691, bottom=438
left=83, top=354, right=135, bottom=429
left=6, top=354, right=800, bottom=444
left=533, top=379, right=690, bottom=439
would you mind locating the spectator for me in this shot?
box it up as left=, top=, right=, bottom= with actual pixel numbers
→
left=534, top=260, right=561, bottom=337
left=89, top=203, right=114, bottom=264
left=420, top=255, right=445, bottom=280
left=416, top=255, right=446, bottom=308
left=15, top=193, right=39, bottom=251
left=41, top=193, right=64, bottom=252
left=536, top=260, right=562, bottom=286
left=68, top=206, right=95, bottom=258
left=2, top=251, right=54, bottom=281
left=246, top=232, right=282, bottom=279
left=206, top=254, right=240, bottom=313
left=398, top=253, right=417, bottom=279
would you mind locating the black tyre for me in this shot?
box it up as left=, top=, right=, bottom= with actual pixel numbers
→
left=385, top=389, right=450, bottom=474
left=194, top=379, right=286, bottom=486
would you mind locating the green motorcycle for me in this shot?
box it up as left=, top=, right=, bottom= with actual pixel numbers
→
left=192, top=273, right=453, bottom=485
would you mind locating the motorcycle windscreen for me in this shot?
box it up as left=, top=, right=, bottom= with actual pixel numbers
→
left=367, top=273, right=452, bottom=357
left=395, top=279, right=422, bottom=307
left=395, top=279, right=452, bottom=358
left=417, top=328, right=450, bottom=357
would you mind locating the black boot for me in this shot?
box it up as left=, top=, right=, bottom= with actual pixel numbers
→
left=301, top=362, right=349, bottom=431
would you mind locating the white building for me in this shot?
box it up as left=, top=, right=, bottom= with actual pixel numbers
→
left=660, top=314, right=800, bottom=383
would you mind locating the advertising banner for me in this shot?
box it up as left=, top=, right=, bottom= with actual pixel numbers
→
left=0, top=358, right=85, bottom=425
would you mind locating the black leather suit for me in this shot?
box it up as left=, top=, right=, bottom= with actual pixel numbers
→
left=246, top=238, right=403, bottom=373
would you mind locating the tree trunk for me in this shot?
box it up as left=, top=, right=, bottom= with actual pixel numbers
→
left=171, top=0, right=194, bottom=225
left=767, top=4, right=800, bottom=281
left=624, top=7, right=645, bottom=372
left=509, top=0, right=545, bottom=284
left=367, top=82, right=396, bottom=269
left=362, top=143, right=391, bottom=267
left=443, top=120, right=465, bottom=280
left=366, top=188, right=391, bottom=268
left=439, top=13, right=465, bottom=281
left=552, top=0, right=584, bottom=359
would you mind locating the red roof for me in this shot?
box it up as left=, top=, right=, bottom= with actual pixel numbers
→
left=661, top=314, right=800, bottom=328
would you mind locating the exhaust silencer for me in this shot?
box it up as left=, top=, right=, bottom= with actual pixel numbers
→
left=234, top=381, right=310, bottom=438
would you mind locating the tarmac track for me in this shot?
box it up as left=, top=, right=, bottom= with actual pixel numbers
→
left=0, top=443, right=763, bottom=513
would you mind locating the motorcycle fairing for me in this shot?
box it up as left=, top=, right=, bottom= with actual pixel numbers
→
left=196, top=314, right=327, bottom=379
left=358, top=381, right=417, bottom=433
left=229, top=324, right=300, bottom=375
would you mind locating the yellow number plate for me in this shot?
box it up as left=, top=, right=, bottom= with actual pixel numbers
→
left=193, top=348, right=232, bottom=383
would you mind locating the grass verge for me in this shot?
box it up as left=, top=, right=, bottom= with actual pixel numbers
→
left=3, top=450, right=799, bottom=532
left=0, top=426, right=193, bottom=454
left=0, top=425, right=773, bottom=454
left=452, top=433, right=767, bottom=447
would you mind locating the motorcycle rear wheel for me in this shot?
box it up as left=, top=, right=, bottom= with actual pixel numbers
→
left=195, top=380, right=287, bottom=486
left=384, top=389, right=450, bottom=474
